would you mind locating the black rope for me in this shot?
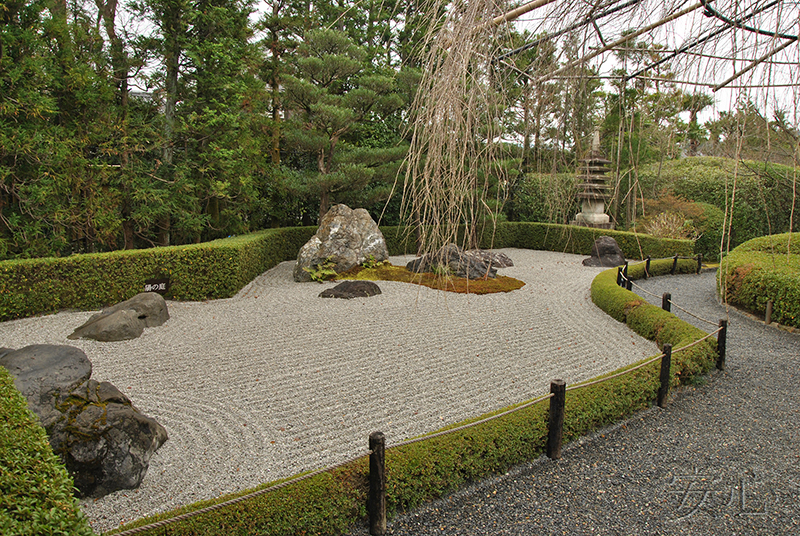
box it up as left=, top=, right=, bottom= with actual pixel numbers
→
left=699, top=0, right=797, bottom=40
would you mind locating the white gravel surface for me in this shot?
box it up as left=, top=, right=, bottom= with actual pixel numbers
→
left=0, top=249, right=659, bottom=533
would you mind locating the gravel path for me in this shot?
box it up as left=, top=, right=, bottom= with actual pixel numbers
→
left=362, top=270, right=800, bottom=535
left=0, top=249, right=661, bottom=533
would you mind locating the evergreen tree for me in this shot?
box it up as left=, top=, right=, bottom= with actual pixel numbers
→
left=282, top=29, right=405, bottom=222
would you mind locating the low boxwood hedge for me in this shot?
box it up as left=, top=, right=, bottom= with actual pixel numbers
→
left=719, top=232, right=800, bottom=328
left=0, top=366, right=94, bottom=536
left=0, top=227, right=316, bottom=322
left=1, top=222, right=691, bottom=322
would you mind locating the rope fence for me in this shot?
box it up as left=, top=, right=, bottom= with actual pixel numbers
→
left=108, top=263, right=727, bottom=536
left=617, top=254, right=721, bottom=327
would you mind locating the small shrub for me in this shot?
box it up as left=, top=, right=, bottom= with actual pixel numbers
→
left=303, top=257, right=338, bottom=282
left=720, top=233, right=800, bottom=327
left=643, top=212, right=699, bottom=240
left=0, top=367, right=95, bottom=536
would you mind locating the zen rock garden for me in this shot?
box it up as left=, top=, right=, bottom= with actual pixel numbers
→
left=0, top=344, right=167, bottom=498
left=1, top=205, right=622, bottom=502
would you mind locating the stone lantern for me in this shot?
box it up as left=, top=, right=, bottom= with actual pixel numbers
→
left=572, top=131, right=614, bottom=229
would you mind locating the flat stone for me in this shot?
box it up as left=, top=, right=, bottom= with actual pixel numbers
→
left=68, top=309, right=145, bottom=342
left=319, top=281, right=382, bottom=299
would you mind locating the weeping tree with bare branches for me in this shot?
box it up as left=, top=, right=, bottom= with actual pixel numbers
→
left=400, top=0, right=518, bottom=256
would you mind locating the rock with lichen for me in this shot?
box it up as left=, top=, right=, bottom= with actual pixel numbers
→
left=294, top=204, right=389, bottom=282
left=0, top=344, right=167, bottom=497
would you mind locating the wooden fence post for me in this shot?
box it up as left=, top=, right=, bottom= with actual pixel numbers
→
left=696, top=254, right=703, bottom=274
left=717, top=319, right=728, bottom=370
left=765, top=300, right=773, bottom=325
left=645, top=256, right=651, bottom=278
left=368, top=432, right=386, bottom=536
left=547, top=379, right=566, bottom=460
left=671, top=254, right=679, bottom=275
left=617, top=266, right=623, bottom=287
left=623, top=262, right=632, bottom=290
left=662, top=292, right=671, bottom=312
left=657, top=344, right=672, bottom=408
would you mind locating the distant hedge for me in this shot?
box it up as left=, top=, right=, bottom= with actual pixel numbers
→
left=637, top=157, right=800, bottom=250
left=719, top=232, right=800, bottom=328
left=0, top=366, right=94, bottom=536
left=0, top=222, right=691, bottom=322
left=0, top=227, right=316, bottom=322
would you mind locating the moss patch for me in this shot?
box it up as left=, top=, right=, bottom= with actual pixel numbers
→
left=337, top=263, right=525, bottom=294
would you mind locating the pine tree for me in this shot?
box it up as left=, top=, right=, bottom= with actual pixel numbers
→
left=282, top=29, right=405, bottom=222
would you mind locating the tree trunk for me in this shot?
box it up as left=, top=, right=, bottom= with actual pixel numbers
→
left=319, top=190, right=330, bottom=222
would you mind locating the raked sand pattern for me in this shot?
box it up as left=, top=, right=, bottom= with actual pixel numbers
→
left=0, top=249, right=659, bottom=533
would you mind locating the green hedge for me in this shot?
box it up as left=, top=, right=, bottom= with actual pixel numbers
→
left=109, top=258, right=715, bottom=536
left=482, top=222, right=693, bottom=259
left=1, top=222, right=691, bottom=322
left=0, top=366, right=94, bottom=536
left=719, top=233, right=800, bottom=328
left=0, top=227, right=316, bottom=322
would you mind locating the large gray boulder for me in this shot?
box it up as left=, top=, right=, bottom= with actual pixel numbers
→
left=294, top=204, right=389, bottom=282
left=583, top=236, right=626, bottom=267
left=68, top=292, right=169, bottom=341
left=0, top=345, right=168, bottom=498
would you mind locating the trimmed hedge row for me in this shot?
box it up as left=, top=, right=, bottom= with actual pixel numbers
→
left=0, top=366, right=94, bottom=536
left=1, top=222, right=691, bottom=322
left=719, top=233, right=800, bottom=328
left=109, top=260, right=715, bottom=536
left=0, top=227, right=316, bottom=322
left=478, top=222, right=694, bottom=260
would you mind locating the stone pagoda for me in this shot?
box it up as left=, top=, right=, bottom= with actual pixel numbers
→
left=572, top=131, right=614, bottom=229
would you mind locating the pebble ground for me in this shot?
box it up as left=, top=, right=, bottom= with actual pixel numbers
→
left=0, top=249, right=659, bottom=533
left=355, top=270, right=800, bottom=535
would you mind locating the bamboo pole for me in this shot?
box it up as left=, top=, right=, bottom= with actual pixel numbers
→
left=489, top=0, right=560, bottom=27
left=536, top=1, right=706, bottom=83
left=713, top=36, right=798, bottom=91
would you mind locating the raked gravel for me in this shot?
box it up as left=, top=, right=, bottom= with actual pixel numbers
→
left=0, top=249, right=661, bottom=533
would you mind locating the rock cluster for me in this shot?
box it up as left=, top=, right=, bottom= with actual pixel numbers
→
left=68, top=292, right=169, bottom=341
left=582, top=236, right=626, bottom=267
left=406, top=244, right=514, bottom=279
left=0, top=344, right=167, bottom=498
left=294, top=204, right=389, bottom=282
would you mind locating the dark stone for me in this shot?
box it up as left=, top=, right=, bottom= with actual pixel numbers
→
left=406, top=244, right=504, bottom=279
left=294, top=204, right=389, bottom=282
left=0, top=344, right=92, bottom=429
left=68, top=292, right=168, bottom=341
left=583, top=236, right=626, bottom=267
left=61, top=398, right=168, bottom=497
left=319, top=281, right=382, bottom=299
left=0, top=345, right=168, bottom=498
